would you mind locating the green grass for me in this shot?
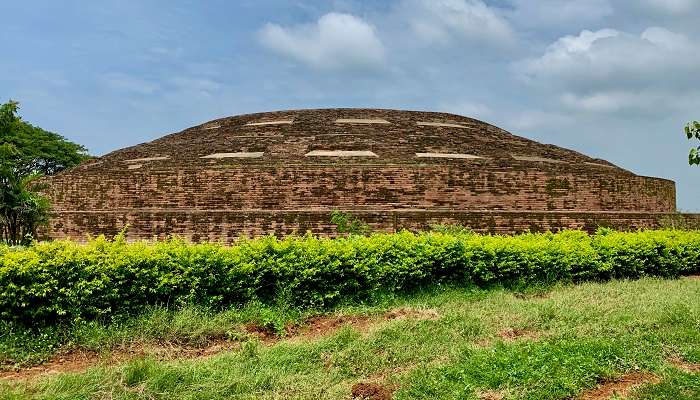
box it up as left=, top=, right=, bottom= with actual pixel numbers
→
left=1, top=277, right=699, bottom=399
left=0, top=300, right=310, bottom=368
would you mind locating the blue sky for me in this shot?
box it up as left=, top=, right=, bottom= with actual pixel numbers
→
left=1, top=0, right=698, bottom=210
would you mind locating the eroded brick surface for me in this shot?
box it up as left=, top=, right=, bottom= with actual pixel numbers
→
left=41, top=109, right=691, bottom=242
left=43, top=210, right=700, bottom=243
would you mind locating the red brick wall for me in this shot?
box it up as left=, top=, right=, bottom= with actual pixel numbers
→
left=45, top=165, right=675, bottom=213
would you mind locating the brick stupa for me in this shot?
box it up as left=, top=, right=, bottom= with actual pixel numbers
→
left=43, top=109, right=695, bottom=242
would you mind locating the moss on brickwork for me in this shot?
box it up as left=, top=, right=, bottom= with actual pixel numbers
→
left=545, top=178, right=571, bottom=197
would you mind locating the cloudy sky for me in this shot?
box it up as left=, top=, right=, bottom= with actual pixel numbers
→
left=1, top=0, right=698, bottom=210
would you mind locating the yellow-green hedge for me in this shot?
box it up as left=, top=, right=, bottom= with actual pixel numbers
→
left=1, top=229, right=699, bottom=325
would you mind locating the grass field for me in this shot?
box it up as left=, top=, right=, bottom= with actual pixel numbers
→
left=1, top=277, right=699, bottom=399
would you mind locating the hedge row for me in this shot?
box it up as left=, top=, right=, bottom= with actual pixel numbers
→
left=1, top=229, right=699, bottom=325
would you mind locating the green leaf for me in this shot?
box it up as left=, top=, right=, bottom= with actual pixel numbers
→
left=690, top=148, right=700, bottom=165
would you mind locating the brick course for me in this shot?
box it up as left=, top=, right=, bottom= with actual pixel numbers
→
left=45, top=210, right=700, bottom=243
left=46, top=166, right=675, bottom=212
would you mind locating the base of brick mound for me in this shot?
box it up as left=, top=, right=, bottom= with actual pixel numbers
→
left=43, top=209, right=700, bottom=243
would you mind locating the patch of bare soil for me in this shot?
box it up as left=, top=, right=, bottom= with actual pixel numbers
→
left=578, top=372, right=660, bottom=400
left=0, top=350, right=97, bottom=381
left=477, top=390, right=504, bottom=400
left=244, top=323, right=280, bottom=343
left=685, top=275, right=700, bottom=280
left=289, top=307, right=439, bottom=340
left=668, top=356, right=700, bottom=372
left=294, top=315, right=374, bottom=338
left=351, top=382, right=394, bottom=400
left=497, top=328, right=540, bottom=342
left=0, top=339, right=238, bottom=382
left=1, top=307, right=440, bottom=382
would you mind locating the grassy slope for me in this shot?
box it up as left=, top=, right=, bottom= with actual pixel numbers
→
left=1, top=277, right=699, bottom=399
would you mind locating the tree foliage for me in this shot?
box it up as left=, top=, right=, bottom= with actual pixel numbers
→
left=685, top=120, right=700, bottom=165
left=0, top=100, right=89, bottom=175
left=0, top=144, right=50, bottom=244
left=0, top=100, right=89, bottom=244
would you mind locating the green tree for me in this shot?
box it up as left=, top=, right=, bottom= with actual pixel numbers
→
left=0, top=143, right=50, bottom=244
left=685, top=120, right=700, bottom=165
left=0, top=100, right=89, bottom=175
left=0, top=100, right=89, bottom=244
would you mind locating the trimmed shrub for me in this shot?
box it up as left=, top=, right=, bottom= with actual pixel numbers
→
left=0, top=229, right=699, bottom=326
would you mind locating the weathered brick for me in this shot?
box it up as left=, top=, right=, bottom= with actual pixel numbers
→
left=40, top=109, right=696, bottom=242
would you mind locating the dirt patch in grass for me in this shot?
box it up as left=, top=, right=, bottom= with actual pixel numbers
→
left=477, top=390, right=504, bottom=400
left=1, top=307, right=440, bottom=382
left=244, top=323, right=280, bottom=343
left=295, top=315, right=374, bottom=338
left=0, top=339, right=238, bottom=382
left=476, top=325, right=542, bottom=347
left=0, top=349, right=97, bottom=381
left=289, top=307, right=440, bottom=340
left=578, top=372, right=660, bottom=400
left=497, top=328, right=540, bottom=342
left=351, top=382, right=394, bottom=400
left=668, top=356, right=700, bottom=372
left=245, top=314, right=377, bottom=343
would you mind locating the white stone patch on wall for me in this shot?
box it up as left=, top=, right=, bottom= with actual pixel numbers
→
left=245, top=120, right=294, bottom=126
left=584, top=162, right=615, bottom=168
left=127, top=164, right=143, bottom=170
left=305, top=150, right=378, bottom=157
left=335, top=119, right=390, bottom=124
left=227, top=133, right=285, bottom=138
left=417, top=122, right=468, bottom=128
left=202, top=124, right=221, bottom=130
left=124, top=156, right=170, bottom=163
left=201, top=152, right=264, bottom=159
left=82, top=160, right=104, bottom=169
left=416, top=152, right=484, bottom=159
left=511, top=155, right=565, bottom=163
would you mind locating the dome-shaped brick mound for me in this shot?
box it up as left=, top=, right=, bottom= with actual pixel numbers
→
left=44, top=109, right=679, bottom=242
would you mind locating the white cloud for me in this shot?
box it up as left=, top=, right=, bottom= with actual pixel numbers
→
left=258, top=13, right=385, bottom=71
left=561, top=91, right=657, bottom=113
left=522, top=27, right=697, bottom=82
left=640, top=27, right=692, bottom=51
left=638, top=0, right=697, bottom=15
left=499, top=0, right=699, bottom=34
left=518, top=27, right=700, bottom=113
left=397, top=0, right=514, bottom=47
left=552, top=29, right=620, bottom=53
left=505, top=0, right=613, bottom=30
